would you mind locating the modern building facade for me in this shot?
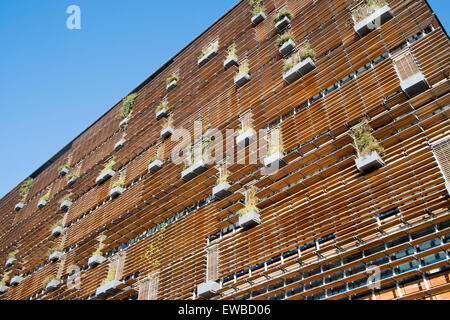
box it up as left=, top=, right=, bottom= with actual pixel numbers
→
left=0, top=0, right=449, bottom=300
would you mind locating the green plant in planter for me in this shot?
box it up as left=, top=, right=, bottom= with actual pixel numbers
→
left=68, top=172, right=79, bottom=180
left=162, top=113, right=174, bottom=129
left=273, top=9, right=293, bottom=23
left=276, top=31, right=295, bottom=47
left=226, top=42, right=237, bottom=60
left=249, top=0, right=265, bottom=15
left=19, top=178, right=33, bottom=201
left=238, top=186, right=259, bottom=216
left=283, top=41, right=316, bottom=72
left=352, top=123, right=384, bottom=157
left=43, top=275, right=60, bottom=286
left=8, top=250, right=19, bottom=260
left=236, top=60, right=250, bottom=77
left=112, top=177, right=125, bottom=189
left=352, top=0, right=387, bottom=23
left=50, top=220, right=64, bottom=232
left=100, top=156, right=117, bottom=176
left=198, top=40, right=219, bottom=60
left=40, top=191, right=50, bottom=202
left=147, top=156, right=163, bottom=164
left=267, top=128, right=283, bottom=156
left=156, top=97, right=170, bottom=113
left=217, top=167, right=231, bottom=185
left=100, top=267, right=116, bottom=286
left=166, top=75, right=179, bottom=85
left=118, top=93, right=138, bottom=119
left=0, top=274, right=10, bottom=286
left=59, top=193, right=73, bottom=205
left=93, top=235, right=107, bottom=256
left=48, top=246, right=63, bottom=256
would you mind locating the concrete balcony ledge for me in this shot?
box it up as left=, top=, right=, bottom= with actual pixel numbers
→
left=59, top=167, right=69, bottom=176
left=10, top=276, right=23, bottom=286
left=67, top=177, right=77, bottom=187
left=51, top=226, right=64, bottom=237
left=48, top=251, right=63, bottom=263
left=251, top=12, right=266, bottom=26
left=161, top=127, right=174, bottom=139
left=148, top=159, right=163, bottom=173
left=14, top=203, right=24, bottom=211
left=355, top=151, right=385, bottom=173
left=354, top=5, right=393, bottom=37
left=234, top=72, right=251, bottom=87
left=45, top=280, right=61, bottom=292
left=166, top=80, right=177, bottom=91
left=114, top=139, right=126, bottom=151
left=37, top=200, right=47, bottom=209
left=264, top=152, right=286, bottom=169
left=445, top=182, right=450, bottom=195
left=88, top=254, right=106, bottom=268
left=96, top=280, right=123, bottom=299
left=278, top=39, right=296, bottom=56
left=400, top=72, right=429, bottom=97
left=182, top=165, right=196, bottom=181
left=60, top=200, right=72, bottom=212
left=109, top=186, right=124, bottom=199
left=198, top=49, right=218, bottom=66
left=156, top=108, right=168, bottom=120
left=236, top=130, right=256, bottom=148
left=275, top=16, right=291, bottom=32
left=0, top=285, right=7, bottom=294
left=212, top=182, right=232, bottom=199
left=119, top=117, right=129, bottom=129
left=96, top=169, right=116, bottom=185
left=283, top=57, right=316, bottom=84
left=224, top=56, right=238, bottom=69
left=5, top=258, right=15, bottom=268
left=239, top=211, right=261, bottom=229
left=197, top=281, right=220, bottom=299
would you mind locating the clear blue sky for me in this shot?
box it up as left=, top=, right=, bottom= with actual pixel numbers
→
left=0, top=0, right=448, bottom=199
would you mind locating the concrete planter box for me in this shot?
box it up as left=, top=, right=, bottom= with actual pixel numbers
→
left=191, top=161, right=208, bottom=175
left=49, top=251, right=63, bottom=263
left=197, top=281, right=220, bottom=299
left=119, top=117, right=129, bottom=129
left=355, top=151, right=385, bottom=173
left=67, top=177, right=77, bottom=187
left=88, top=254, right=106, bottom=268
left=283, top=57, right=316, bottom=84
left=38, top=200, right=47, bottom=209
left=166, top=80, right=177, bottom=91
left=234, top=72, right=251, bottom=87
left=275, top=16, right=291, bottom=32
left=60, top=200, right=72, bottom=212
left=181, top=166, right=196, bottom=181
left=51, top=226, right=64, bottom=237
left=10, top=276, right=23, bottom=286
left=251, top=12, right=266, bottom=26
left=213, top=182, right=232, bottom=200
left=148, top=159, right=163, bottom=173
left=14, top=203, right=24, bottom=211
left=5, top=258, right=15, bottom=268
left=45, top=280, right=61, bottom=292
left=354, top=5, right=393, bottom=37
left=224, top=56, right=238, bottom=69
left=198, top=49, right=218, bottom=66
left=264, top=152, right=286, bottom=169
left=96, top=169, right=116, bottom=185
left=236, top=130, right=256, bottom=148
left=114, top=139, right=125, bottom=151
left=96, top=280, right=123, bottom=298
left=0, top=285, right=7, bottom=294
left=239, top=211, right=261, bottom=229
left=278, top=38, right=296, bottom=56
left=156, top=108, right=168, bottom=120
left=109, top=186, right=124, bottom=198
left=59, top=167, right=69, bottom=176
left=400, top=72, right=429, bottom=97
left=160, top=127, right=174, bottom=139
left=446, top=182, right=450, bottom=195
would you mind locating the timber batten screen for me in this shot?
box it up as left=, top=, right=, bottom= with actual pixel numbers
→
left=0, top=0, right=449, bottom=301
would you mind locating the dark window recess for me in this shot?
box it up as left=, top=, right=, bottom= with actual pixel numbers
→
left=300, top=241, right=316, bottom=252
left=295, top=101, right=309, bottom=113
left=238, top=294, right=251, bottom=300
left=304, top=278, right=323, bottom=291
left=411, top=226, right=435, bottom=240
left=387, top=235, right=409, bottom=248
left=267, top=255, right=281, bottom=265
left=267, top=292, right=286, bottom=301
left=351, top=290, right=372, bottom=300
left=250, top=262, right=265, bottom=272
left=343, top=252, right=363, bottom=264
left=345, top=264, right=365, bottom=277
left=304, top=266, right=321, bottom=278
left=286, top=285, right=303, bottom=297
left=236, top=269, right=249, bottom=278
left=268, top=281, right=284, bottom=292
left=223, top=275, right=234, bottom=283
left=286, top=274, right=302, bottom=285
left=322, top=259, right=341, bottom=271
left=364, top=244, right=385, bottom=256
left=318, top=234, right=335, bottom=244
left=251, top=287, right=267, bottom=297
left=437, top=220, right=450, bottom=230
left=379, top=207, right=400, bottom=220
left=325, top=271, right=344, bottom=284
left=282, top=249, right=298, bottom=259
